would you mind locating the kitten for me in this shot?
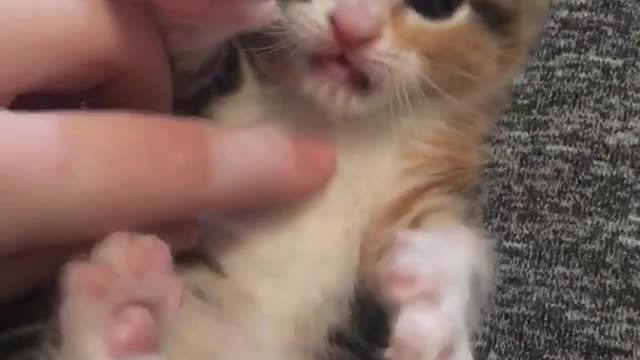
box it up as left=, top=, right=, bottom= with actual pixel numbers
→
left=51, top=1, right=550, bottom=360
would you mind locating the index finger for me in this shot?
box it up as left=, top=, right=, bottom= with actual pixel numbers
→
left=0, top=110, right=335, bottom=253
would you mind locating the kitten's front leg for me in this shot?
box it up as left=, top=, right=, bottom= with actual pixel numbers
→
left=377, top=227, right=491, bottom=360
left=362, top=119, right=495, bottom=360
left=57, top=232, right=183, bottom=360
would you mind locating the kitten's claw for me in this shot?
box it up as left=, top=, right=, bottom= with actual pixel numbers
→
left=379, top=229, right=477, bottom=360
left=59, top=232, right=183, bottom=360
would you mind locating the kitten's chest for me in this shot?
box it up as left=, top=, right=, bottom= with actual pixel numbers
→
left=217, top=122, right=401, bottom=270
left=210, top=99, right=403, bottom=283
left=180, top=90, right=409, bottom=360
left=211, top=92, right=404, bottom=230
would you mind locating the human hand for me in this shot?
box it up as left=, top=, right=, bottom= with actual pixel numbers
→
left=0, top=0, right=334, bottom=301
left=146, top=0, right=278, bottom=58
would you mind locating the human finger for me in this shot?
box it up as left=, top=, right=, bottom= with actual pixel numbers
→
left=0, top=0, right=171, bottom=111
left=0, top=110, right=334, bottom=254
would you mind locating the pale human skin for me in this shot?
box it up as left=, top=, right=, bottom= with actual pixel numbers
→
left=0, top=0, right=334, bottom=301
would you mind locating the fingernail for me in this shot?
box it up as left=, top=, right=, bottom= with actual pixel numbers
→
left=209, top=126, right=296, bottom=196
left=208, top=126, right=335, bottom=208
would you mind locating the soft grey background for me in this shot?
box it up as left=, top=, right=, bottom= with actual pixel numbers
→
left=476, top=0, right=639, bottom=358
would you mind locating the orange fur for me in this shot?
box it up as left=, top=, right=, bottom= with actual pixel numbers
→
left=358, top=0, right=550, bottom=300
left=361, top=115, right=491, bottom=283
left=390, top=7, right=502, bottom=98
left=388, top=0, right=548, bottom=99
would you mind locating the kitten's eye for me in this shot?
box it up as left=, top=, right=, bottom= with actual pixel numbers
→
left=405, top=0, right=464, bottom=20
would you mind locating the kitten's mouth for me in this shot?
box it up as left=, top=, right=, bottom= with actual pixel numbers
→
left=308, top=54, right=373, bottom=93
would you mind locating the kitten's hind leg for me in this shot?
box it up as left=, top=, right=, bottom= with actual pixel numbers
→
left=58, top=232, right=183, bottom=360
left=377, top=227, right=492, bottom=360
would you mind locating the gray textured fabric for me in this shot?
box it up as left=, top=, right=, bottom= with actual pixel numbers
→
left=476, top=0, right=639, bottom=358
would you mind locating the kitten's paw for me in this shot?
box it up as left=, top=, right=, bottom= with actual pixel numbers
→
left=385, top=306, right=473, bottom=360
left=59, top=232, right=183, bottom=360
left=379, top=229, right=476, bottom=360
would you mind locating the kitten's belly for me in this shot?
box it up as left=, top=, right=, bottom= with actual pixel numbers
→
left=166, top=92, right=401, bottom=359
left=170, top=136, right=396, bottom=360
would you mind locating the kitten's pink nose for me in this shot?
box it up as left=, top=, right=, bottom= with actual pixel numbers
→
left=328, top=0, right=383, bottom=50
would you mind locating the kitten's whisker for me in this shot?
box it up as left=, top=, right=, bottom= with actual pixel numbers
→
left=257, top=41, right=296, bottom=55
left=397, top=81, right=408, bottom=115
left=264, top=21, right=286, bottom=29
left=259, top=30, right=288, bottom=36
left=402, top=83, right=413, bottom=117
left=392, top=78, right=403, bottom=118
left=259, top=24, right=287, bottom=34
left=380, top=55, right=451, bottom=103
left=285, top=46, right=301, bottom=60
left=413, top=84, right=431, bottom=114
left=418, top=73, right=480, bottom=116
left=295, top=12, right=325, bottom=39
left=419, top=49, right=481, bottom=83
left=247, top=39, right=294, bottom=53
left=369, top=52, right=415, bottom=116
left=450, top=68, right=480, bottom=83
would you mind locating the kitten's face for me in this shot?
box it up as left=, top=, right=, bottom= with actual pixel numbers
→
left=256, top=0, right=548, bottom=117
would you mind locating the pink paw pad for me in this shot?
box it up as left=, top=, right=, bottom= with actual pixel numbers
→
left=379, top=232, right=446, bottom=305
left=110, top=305, right=157, bottom=356
left=60, top=232, right=183, bottom=359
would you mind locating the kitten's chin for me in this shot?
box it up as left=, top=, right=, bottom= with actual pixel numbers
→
left=299, top=55, right=382, bottom=118
left=309, top=55, right=374, bottom=94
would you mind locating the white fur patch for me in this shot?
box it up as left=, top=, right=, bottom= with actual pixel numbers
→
left=379, top=227, right=478, bottom=360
